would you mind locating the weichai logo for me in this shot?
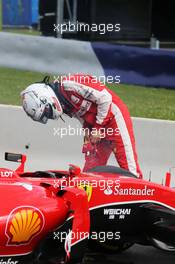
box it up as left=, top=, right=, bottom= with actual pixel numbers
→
left=6, top=206, right=45, bottom=245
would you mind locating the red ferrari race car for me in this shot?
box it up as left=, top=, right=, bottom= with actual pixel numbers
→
left=0, top=152, right=175, bottom=264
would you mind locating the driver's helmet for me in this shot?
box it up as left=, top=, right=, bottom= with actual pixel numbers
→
left=21, top=81, right=63, bottom=124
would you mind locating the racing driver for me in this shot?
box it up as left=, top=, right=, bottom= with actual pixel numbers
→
left=21, top=74, right=142, bottom=178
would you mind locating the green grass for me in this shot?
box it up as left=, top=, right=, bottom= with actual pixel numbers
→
left=2, top=28, right=40, bottom=36
left=0, top=67, right=45, bottom=105
left=109, top=83, right=175, bottom=120
left=0, top=66, right=175, bottom=121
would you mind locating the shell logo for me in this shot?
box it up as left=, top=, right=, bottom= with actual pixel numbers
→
left=6, top=206, right=45, bottom=245
left=78, top=184, right=92, bottom=202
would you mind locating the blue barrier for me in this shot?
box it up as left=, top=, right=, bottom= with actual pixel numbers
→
left=92, top=42, right=175, bottom=88
left=0, top=31, right=175, bottom=89
left=2, top=0, right=38, bottom=26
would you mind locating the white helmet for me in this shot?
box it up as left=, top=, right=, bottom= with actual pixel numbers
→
left=21, top=82, right=63, bottom=124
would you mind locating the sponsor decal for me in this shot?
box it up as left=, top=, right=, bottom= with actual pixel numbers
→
left=32, top=91, right=39, bottom=98
left=39, top=96, right=47, bottom=104
left=78, top=184, right=92, bottom=202
left=71, top=95, right=80, bottom=104
left=114, top=185, right=155, bottom=196
left=104, top=181, right=155, bottom=196
left=104, top=208, right=131, bottom=220
left=0, top=259, right=18, bottom=264
left=77, top=100, right=92, bottom=116
left=104, top=186, right=113, bottom=195
left=52, top=97, right=62, bottom=112
left=6, top=206, right=44, bottom=245
left=0, top=171, right=13, bottom=178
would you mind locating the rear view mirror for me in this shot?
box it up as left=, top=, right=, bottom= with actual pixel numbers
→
left=5, top=152, right=22, bottom=163
left=4, top=152, right=27, bottom=173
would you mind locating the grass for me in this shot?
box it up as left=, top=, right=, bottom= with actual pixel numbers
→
left=0, top=67, right=44, bottom=105
left=0, top=66, right=175, bottom=121
left=2, top=28, right=40, bottom=36
left=109, top=83, right=175, bottom=120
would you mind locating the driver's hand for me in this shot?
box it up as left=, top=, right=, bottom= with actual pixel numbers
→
left=84, top=128, right=91, bottom=144
left=90, top=130, right=101, bottom=144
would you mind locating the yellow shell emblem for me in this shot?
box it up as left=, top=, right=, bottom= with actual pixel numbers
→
left=6, top=207, right=44, bottom=245
left=78, top=184, right=92, bottom=202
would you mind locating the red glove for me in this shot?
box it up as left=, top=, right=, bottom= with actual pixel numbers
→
left=82, top=142, right=97, bottom=156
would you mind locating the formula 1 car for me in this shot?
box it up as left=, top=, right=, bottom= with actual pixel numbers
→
left=0, top=152, right=175, bottom=264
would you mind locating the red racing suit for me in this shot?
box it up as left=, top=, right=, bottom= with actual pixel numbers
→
left=58, top=74, right=142, bottom=178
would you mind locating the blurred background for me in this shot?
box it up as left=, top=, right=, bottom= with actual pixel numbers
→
left=0, top=0, right=175, bottom=47
left=0, top=0, right=175, bottom=120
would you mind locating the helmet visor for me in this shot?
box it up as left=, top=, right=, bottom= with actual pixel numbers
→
left=39, top=104, right=53, bottom=124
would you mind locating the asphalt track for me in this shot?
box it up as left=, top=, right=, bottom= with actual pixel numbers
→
left=1, top=105, right=175, bottom=264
